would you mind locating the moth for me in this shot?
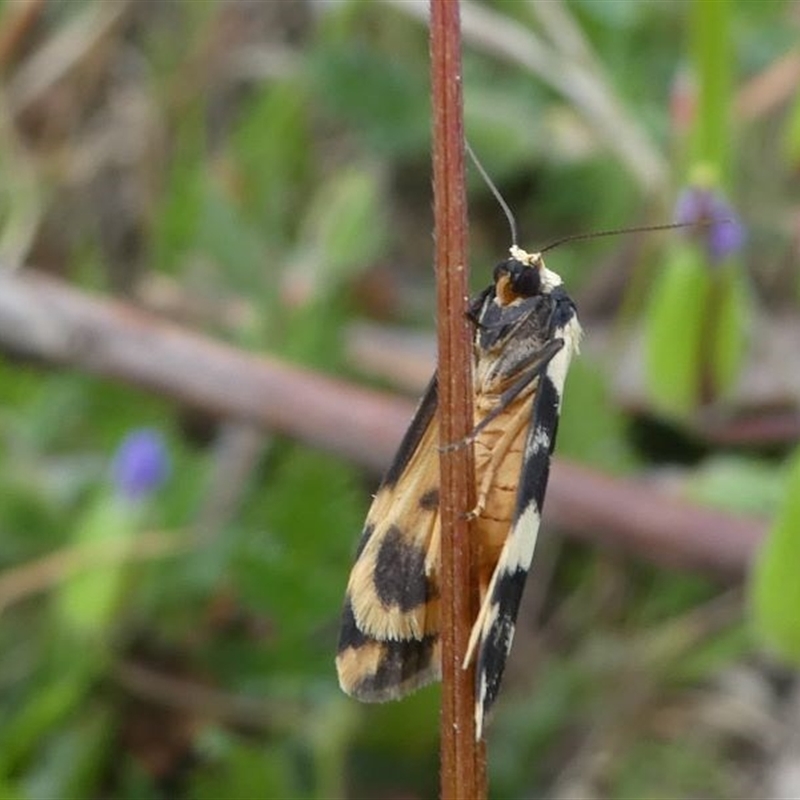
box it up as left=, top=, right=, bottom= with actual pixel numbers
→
left=336, top=244, right=581, bottom=739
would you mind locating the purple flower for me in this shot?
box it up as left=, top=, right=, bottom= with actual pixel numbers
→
left=674, top=187, right=746, bottom=263
left=111, top=428, right=170, bottom=501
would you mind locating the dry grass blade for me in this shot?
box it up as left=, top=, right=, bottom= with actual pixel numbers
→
left=7, top=0, right=132, bottom=116
left=0, top=529, right=189, bottom=615
left=0, top=266, right=769, bottom=576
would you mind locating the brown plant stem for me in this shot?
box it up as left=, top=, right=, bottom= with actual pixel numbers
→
left=430, top=0, right=486, bottom=797
left=0, top=267, right=407, bottom=473
left=113, top=660, right=300, bottom=733
left=0, top=0, right=47, bottom=71
left=0, top=267, right=767, bottom=575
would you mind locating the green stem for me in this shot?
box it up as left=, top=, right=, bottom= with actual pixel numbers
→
left=690, top=0, right=732, bottom=182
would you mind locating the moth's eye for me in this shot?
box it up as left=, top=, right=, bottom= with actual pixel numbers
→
left=492, top=260, right=513, bottom=283
left=511, top=266, right=541, bottom=297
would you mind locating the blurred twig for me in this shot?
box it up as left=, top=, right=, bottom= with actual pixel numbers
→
left=549, top=589, right=746, bottom=799
left=345, top=319, right=800, bottom=448
left=0, top=529, right=188, bottom=615
left=0, top=89, right=41, bottom=268
left=0, top=267, right=409, bottom=472
left=0, top=266, right=768, bottom=576
left=6, top=0, right=132, bottom=117
left=345, top=321, right=436, bottom=394
left=194, top=421, right=267, bottom=543
left=113, top=659, right=300, bottom=733
left=547, top=460, right=762, bottom=576
left=0, top=0, right=47, bottom=71
left=735, top=48, right=800, bottom=122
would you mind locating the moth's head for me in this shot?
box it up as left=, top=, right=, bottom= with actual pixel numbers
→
left=492, top=245, right=563, bottom=307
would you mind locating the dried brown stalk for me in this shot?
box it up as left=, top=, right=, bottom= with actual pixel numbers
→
left=0, top=530, right=189, bottom=615
left=0, top=267, right=767, bottom=576
left=430, top=0, right=487, bottom=796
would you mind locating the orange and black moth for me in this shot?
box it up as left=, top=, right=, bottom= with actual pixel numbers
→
left=336, top=245, right=582, bottom=739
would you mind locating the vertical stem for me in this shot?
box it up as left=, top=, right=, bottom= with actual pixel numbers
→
left=697, top=268, right=722, bottom=406
left=690, top=0, right=732, bottom=180
left=690, top=0, right=734, bottom=404
left=429, top=1, right=486, bottom=798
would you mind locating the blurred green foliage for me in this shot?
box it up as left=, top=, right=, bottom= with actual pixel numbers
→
left=645, top=241, right=749, bottom=414
left=0, top=1, right=796, bottom=798
left=751, top=447, right=800, bottom=663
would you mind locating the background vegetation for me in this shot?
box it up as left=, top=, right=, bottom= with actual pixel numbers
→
left=0, top=1, right=798, bottom=798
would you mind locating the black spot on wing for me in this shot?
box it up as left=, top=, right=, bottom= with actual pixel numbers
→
left=338, top=596, right=368, bottom=654
left=383, top=376, right=438, bottom=487
left=354, top=523, right=375, bottom=560
left=354, top=635, right=438, bottom=698
left=515, top=373, right=560, bottom=518
left=419, top=488, right=439, bottom=511
left=477, top=568, right=528, bottom=713
left=374, top=526, right=432, bottom=611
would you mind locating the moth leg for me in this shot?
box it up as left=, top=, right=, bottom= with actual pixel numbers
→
left=466, top=401, right=531, bottom=521
left=440, top=339, right=564, bottom=455
left=466, top=286, right=493, bottom=328
left=465, top=341, right=562, bottom=518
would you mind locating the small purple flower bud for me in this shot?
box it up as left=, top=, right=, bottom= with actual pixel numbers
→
left=111, top=428, right=170, bottom=501
left=674, top=186, right=746, bottom=264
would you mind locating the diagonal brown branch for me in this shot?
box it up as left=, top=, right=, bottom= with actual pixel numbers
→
left=0, top=266, right=766, bottom=576
left=0, top=267, right=407, bottom=472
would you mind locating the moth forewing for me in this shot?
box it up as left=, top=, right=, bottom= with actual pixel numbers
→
left=336, top=378, right=443, bottom=701
left=336, top=246, right=580, bottom=740
left=470, top=298, right=581, bottom=739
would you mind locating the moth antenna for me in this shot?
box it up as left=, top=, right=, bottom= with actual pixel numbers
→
left=465, top=141, right=518, bottom=248
left=539, top=220, right=705, bottom=254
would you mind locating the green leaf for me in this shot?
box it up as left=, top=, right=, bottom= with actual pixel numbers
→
left=233, top=446, right=365, bottom=676
left=189, top=733, right=298, bottom=800
left=0, top=781, right=24, bottom=800
left=782, top=88, right=800, bottom=168
left=749, top=447, right=800, bottom=663
left=310, top=43, right=429, bottom=158
left=645, top=243, right=708, bottom=415
left=234, top=81, right=312, bottom=243
left=690, top=0, right=733, bottom=178
left=21, top=707, right=112, bottom=800
left=291, top=166, right=387, bottom=288
left=612, top=736, right=730, bottom=800
left=195, top=182, right=270, bottom=289
left=0, top=675, right=89, bottom=776
left=710, top=262, right=749, bottom=395
left=558, top=358, right=637, bottom=472
left=55, top=496, right=139, bottom=637
left=684, top=455, right=784, bottom=517
left=151, top=107, right=205, bottom=275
